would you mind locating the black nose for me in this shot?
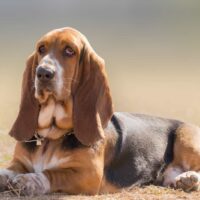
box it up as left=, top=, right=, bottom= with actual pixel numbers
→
left=36, top=67, right=55, bottom=81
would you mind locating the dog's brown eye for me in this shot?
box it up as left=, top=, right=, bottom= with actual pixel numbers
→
left=64, top=47, right=75, bottom=57
left=38, top=45, right=46, bottom=55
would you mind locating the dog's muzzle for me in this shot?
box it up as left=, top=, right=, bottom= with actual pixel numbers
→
left=35, top=66, right=56, bottom=97
left=36, top=66, right=55, bottom=82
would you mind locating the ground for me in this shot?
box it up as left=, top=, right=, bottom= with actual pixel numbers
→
left=0, top=131, right=200, bottom=200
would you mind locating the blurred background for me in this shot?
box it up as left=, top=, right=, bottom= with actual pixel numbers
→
left=0, top=0, right=200, bottom=132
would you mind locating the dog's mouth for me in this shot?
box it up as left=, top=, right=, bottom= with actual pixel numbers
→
left=35, top=81, right=56, bottom=104
left=35, top=80, right=71, bottom=104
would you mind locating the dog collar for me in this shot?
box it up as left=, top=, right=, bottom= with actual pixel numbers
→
left=24, top=130, right=74, bottom=146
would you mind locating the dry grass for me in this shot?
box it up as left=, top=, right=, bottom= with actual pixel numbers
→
left=1, top=186, right=200, bottom=200
left=0, top=130, right=200, bottom=200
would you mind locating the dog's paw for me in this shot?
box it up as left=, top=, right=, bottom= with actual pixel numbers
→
left=0, top=169, right=16, bottom=192
left=9, top=173, right=50, bottom=196
left=175, top=171, right=200, bottom=192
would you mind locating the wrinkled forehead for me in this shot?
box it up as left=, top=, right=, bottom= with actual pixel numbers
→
left=37, top=28, right=84, bottom=51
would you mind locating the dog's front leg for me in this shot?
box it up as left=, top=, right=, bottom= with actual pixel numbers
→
left=0, top=160, right=28, bottom=192
left=9, top=172, right=50, bottom=196
left=0, top=169, right=16, bottom=192
left=9, top=168, right=102, bottom=196
left=43, top=168, right=102, bottom=195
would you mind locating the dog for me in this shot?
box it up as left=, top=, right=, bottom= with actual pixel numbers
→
left=0, top=27, right=200, bottom=196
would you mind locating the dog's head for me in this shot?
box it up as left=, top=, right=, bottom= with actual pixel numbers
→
left=9, top=27, right=113, bottom=146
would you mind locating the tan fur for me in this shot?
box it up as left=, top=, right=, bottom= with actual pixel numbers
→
left=5, top=139, right=105, bottom=195
left=170, top=124, right=200, bottom=171
left=37, top=97, right=73, bottom=139
left=4, top=126, right=120, bottom=194
left=163, top=124, right=200, bottom=191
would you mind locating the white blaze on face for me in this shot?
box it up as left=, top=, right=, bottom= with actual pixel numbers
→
left=39, top=54, right=56, bottom=71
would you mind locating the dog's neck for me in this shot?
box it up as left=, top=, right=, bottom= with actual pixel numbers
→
left=37, top=97, right=73, bottom=140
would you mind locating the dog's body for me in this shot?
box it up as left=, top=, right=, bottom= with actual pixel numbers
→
left=1, top=28, right=200, bottom=196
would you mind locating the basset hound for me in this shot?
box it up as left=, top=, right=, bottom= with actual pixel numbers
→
left=1, top=27, right=200, bottom=196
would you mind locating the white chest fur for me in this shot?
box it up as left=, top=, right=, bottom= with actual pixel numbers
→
left=31, top=155, right=71, bottom=173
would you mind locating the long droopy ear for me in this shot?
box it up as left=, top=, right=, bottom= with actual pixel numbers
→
left=9, top=53, right=40, bottom=141
left=73, top=46, right=114, bottom=146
